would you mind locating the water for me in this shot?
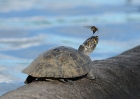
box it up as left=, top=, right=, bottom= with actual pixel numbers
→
left=0, top=0, right=140, bottom=96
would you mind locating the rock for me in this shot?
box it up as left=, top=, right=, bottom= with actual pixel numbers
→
left=0, top=45, right=140, bottom=99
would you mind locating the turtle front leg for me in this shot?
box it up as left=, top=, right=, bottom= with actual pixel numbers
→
left=86, top=70, right=96, bottom=80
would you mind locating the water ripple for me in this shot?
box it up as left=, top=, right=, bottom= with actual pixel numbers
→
left=0, top=34, right=45, bottom=51
left=0, top=12, right=140, bottom=29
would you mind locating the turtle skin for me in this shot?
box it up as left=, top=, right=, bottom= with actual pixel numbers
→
left=22, top=46, right=93, bottom=84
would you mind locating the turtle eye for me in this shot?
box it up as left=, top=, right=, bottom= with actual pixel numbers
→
left=94, top=36, right=98, bottom=41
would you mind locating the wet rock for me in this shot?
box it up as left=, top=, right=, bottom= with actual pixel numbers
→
left=0, top=45, right=140, bottom=99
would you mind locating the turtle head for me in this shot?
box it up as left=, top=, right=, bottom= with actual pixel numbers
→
left=78, top=36, right=99, bottom=55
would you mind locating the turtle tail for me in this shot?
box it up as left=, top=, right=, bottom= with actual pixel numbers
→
left=24, top=75, right=36, bottom=84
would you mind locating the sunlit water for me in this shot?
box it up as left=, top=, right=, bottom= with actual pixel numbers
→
left=0, top=0, right=140, bottom=96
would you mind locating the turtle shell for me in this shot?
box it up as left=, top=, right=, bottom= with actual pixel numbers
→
left=22, top=46, right=92, bottom=78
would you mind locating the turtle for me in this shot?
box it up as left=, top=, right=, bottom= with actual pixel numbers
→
left=84, top=26, right=98, bottom=34
left=22, top=36, right=99, bottom=84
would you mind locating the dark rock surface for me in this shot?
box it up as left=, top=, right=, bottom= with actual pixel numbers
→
left=0, top=45, right=140, bottom=99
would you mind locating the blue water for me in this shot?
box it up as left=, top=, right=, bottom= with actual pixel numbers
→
left=0, top=0, right=140, bottom=96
